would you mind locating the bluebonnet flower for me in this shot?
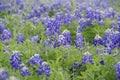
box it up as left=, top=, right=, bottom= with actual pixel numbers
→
left=43, top=39, right=53, bottom=47
left=77, top=26, right=83, bottom=33
left=20, top=20, right=25, bottom=26
left=103, top=47, right=112, bottom=55
left=117, top=15, right=120, bottom=27
left=79, top=18, right=87, bottom=29
left=86, top=18, right=93, bottom=26
left=98, top=20, right=105, bottom=26
left=101, top=29, right=116, bottom=54
left=82, top=52, right=94, bottom=64
left=30, top=17, right=39, bottom=26
left=0, top=22, right=6, bottom=34
left=105, top=8, right=115, bottom=18
left=64, top=3, right=72, bottom=13
left=86, top=7, right=94, bottom=20
left=61, top=30, right=72, bottom=45
left=55, top=12, right=64, bottom=24
left=1, top=29, right=12, bottom=42
left=36, top=62, right=51, bottom=76
left=75, top=33, right=84, bottom=49
left=100, top=60, right=104, bottom=65
left=0, top=68, right=9, bottom=80
left=102, top=29, right=115, bottom=49
left=116, top=62, right=120, bottom=80
left=45, top=19, right=60, bottom=38
left=20, top=66, right=31, bottom=77
left=70, top=62, right=82, bottom=71
left=19, top=3, right=24, bottom=10
left=93, top=34, right=103, bottom=46
left=62, top=13, right=72, bottom=25
left=16, top=0, right=22, bottom=4
left=110, top=22, right=117, bottom=30
left=93, top=9, right=102, bottom=21
left=27, top=9, right=35, bottom=19
left=16, top=33, right=25, bottom=44
left=56, top=35, right=66, bottom=47
left=10, top=51, right=22, bottom=70
left=74, top=9, right=82, bottom=19
left=27, top=54, right=43, bottom=65
left=30, top=35, right=40, bottom=44
left=3, top=46, right=10, bottom=53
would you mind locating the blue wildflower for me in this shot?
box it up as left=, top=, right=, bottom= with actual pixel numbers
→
left=100, top=60, right=104, bottom=65
left=75, top=33, right=84, bottom=49
left=57, top=35, right=66, bottom=47
left=62, top=30, right=72, bottom=45
left=116, top=62, right=120, bottom=80
left=79, top=18, right=87, bottom=29
left=1, top=29, right=12, bottom=43
left=30, top=35, right=40, bottom=44
left=43, top=39, right=53, bottom=47
left=98, top=20, right=105, bottom=26
left=36, top=62, right=51, bottom=77
left=10, top=51, right=22, bottom=70
left=27, top=54, right=43, bottom=65
left=0, top=22, right=6, bottom=34
left=20, top=66, right=31, bottom=77
left=0, top=68, right=9, bottom=80
left=16, top=33, right=25, bottom=44
left=70, top=62, right=82, bottom=71
left=93, top=34, right=103, bottom=46
left=82, top=52, right=94, bottom=64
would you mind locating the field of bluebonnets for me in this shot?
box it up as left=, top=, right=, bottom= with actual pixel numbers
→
left=0, top=0, right=120, bottom=80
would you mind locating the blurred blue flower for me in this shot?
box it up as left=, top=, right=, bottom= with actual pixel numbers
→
left=110, top=22, right=117, bottom=30
left=20, top=66, right=31, bottom=77
left=70, top=62, right=82, bottom=71
left=10, top=51, right=22, bottom=70
left=0, top=68, right=9, bottom=80
left=116, top=62, right=120, bottom=80
left=79, top=18, right=87, bottom=29
left=27, top=54, right=43, bottom=65
left=1, top=29, right=12, bottom=41
left=100, top=60, right=104, bottom=65
left=93, top=34, right=103, bottom=46
left=16, top=0, right=22, bottom=4
left=16, top=33, right=25, bottom=44
left=36, top=62, right=51, bottom=76
left=62, top=30, right=72, bottom=45
left=82, top=52, right=94, bottom=64
left=0, top=22, right=6, bottom=34
left=98, top=20, right=105, bottom=26
left=31, top=35, right=40, bottom=44
left=43, top=39, right=53, bottom=47
left=75, top=33, right=84, bottom=49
